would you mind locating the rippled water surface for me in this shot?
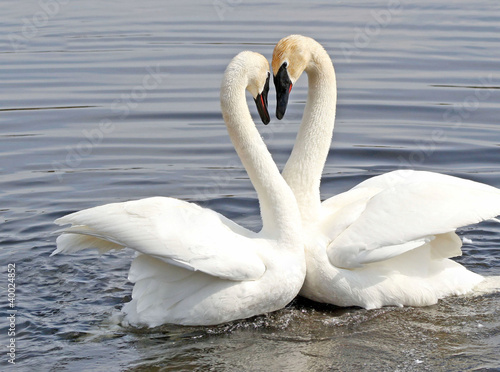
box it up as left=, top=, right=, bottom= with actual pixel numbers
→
left=2, top=0, right=500, bottom=370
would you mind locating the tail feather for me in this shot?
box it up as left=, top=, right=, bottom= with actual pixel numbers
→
left=472, top=275, right=500, bottom=295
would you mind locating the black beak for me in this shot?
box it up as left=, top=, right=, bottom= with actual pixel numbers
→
left=273, top=62, right=293, bottom=120
left=254, top=72, right=270, bottom=125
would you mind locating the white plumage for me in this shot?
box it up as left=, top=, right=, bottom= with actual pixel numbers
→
left=272, top=35, right=500, bottom=308
left=53, top=52, right=306, bottom=327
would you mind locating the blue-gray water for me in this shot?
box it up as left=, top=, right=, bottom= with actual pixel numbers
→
left=2, top=0, right=500, bottom=370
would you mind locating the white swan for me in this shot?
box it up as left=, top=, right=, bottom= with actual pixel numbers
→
left=52, top=51, right=306, bottom=327
left=272, top=34, right=500, bottom=309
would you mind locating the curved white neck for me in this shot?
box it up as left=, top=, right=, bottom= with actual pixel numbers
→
left=220, top=68, right=301, bottom=241
left=282, top=44, right=337, bottom=225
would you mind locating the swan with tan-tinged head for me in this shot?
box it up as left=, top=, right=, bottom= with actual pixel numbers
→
left=52, top=51, right=306, bottom=327
left=272, top=34, right=500, bottom=308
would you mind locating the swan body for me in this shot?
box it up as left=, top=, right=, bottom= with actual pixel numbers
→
left=52, top=51, right=306, bottom=326
left=272, top=35, right=500, bottom=308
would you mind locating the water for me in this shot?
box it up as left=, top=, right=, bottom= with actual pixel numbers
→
left=2, top=0, right=500, bottom=370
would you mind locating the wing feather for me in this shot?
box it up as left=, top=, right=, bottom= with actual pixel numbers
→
left=53, top=197, right=266, bottom=281
left=324, top=171, right=500, bottom=269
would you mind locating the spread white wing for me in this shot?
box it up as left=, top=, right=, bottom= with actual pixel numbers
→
left=53, top=196, right=266, bottom=281
left=322, top=171, right=500, bottom=269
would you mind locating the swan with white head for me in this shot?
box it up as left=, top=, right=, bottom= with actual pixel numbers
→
left=272, top=34, right=500, bottom=308
left=52, top=51, right=306, bottom=326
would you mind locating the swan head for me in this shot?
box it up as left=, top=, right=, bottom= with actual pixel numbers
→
left=223, top=51, right=271, bottom=125
left=247, top=55, right=271, bottom=126
left=272, top=35, right=316, bottom=120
